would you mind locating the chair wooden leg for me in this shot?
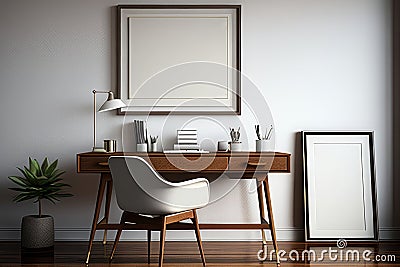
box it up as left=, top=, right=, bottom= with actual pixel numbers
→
left=159, top=217, right=167, bottom=267
left=110, top=227, right=123, bottom=261
left=191, top=209, right=206, bottom=267
left=147, top=230, right=152, bottom=264
left=103, top=179, right=113, bottom=245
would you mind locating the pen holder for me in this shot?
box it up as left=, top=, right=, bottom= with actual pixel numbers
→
left=137, top=143, right=147, bottom=152
left=149, top=142, right=158, bottom=152
left=229, top=142, right=242, bottom=152
left=256, top=140, right=270, bottom=152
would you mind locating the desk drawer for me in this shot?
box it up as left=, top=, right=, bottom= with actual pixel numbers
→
left=78, top=156, right=110, bottom=172
left=148, top=156, right=228, bottom=172
left=229, top=156, right=289, bottom=172
left=229, top=157, right=273, bottom=171
left=78, top=155, right=229, bottom=173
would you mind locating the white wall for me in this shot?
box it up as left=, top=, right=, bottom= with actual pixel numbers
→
left=0, top=0, right=395, bottom=241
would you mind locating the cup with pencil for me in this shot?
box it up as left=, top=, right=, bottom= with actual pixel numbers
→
left=229, top=127, right=242, bottom=152
left=255, top=124, right=273, bottom=152
left=149, top=135, right=158, bottom=152
left=134, top=120, right=148, bottom=152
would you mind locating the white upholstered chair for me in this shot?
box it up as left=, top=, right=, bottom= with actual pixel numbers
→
left=108, top=156, right=210, bottom=267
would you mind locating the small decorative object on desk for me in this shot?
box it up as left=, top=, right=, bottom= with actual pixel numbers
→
left=136, top=143, right=147, bottom=152
left=104, top=139, right=117, bottom=153
left=174, top=129, right=200, bottom=151
left=229, top=127, right=242, bottom=152
left=149, top=135, right=158, bottom=152
left=134, top=119, right=148, bottom=152
left=217, top=140, right=229, bottom=151
left=255, top=124, right=273, bottom=152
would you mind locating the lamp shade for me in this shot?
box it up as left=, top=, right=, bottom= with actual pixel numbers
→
left=98, top=99, right=126, bottom=112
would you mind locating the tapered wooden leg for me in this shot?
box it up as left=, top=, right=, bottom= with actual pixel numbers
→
left=256, top=180, right=268, bottom=258
left=159, top=217, right=167, bottom=267
left=109, top=227, right=123, bottom=261
left=103, top=179, right=113, bottom=245
left=85, top=174, right=107, bottom=264
left=191, top=209, right=206, bottom=267
left=263, top=177, right=280, bottom=265
left=147, top=230, right=152, bottom=264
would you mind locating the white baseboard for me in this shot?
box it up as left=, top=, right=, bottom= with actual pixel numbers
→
left=0, top=227, right=398, bottom=241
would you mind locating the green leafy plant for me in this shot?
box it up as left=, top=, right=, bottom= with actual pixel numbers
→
left=8, top=158, right=73, bottom=217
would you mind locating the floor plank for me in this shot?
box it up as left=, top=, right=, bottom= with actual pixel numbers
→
left=0, top=241, right=399, bottom=266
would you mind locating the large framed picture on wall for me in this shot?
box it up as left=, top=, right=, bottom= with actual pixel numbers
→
left=117, top=5, right=241, bottom=115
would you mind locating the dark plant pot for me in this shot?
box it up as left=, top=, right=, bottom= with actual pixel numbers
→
left=21, top=215, right=54, bottom=249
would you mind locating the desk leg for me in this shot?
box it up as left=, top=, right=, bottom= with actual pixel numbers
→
left=263, top=177, right=280, bottom=265
left=103, top=179, right=113, bottom=245
left=85, top=173, right=110, bottom=264
left=256, top=180, right=268, bottom=258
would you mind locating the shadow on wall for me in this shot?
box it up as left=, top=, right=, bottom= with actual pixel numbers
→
left=293, top=132, right=305, bottom=234
left=393, top=93, right=400, bottom=229
left=393, top=72, right=400, bottom=227
left=393, top=1, right=400, bottom=230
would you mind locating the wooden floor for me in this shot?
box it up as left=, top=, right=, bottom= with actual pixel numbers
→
left=0, top=241, right=399, bottom=266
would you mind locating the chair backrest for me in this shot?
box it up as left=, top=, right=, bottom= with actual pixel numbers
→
left=109, top=156, right=209, bottom=215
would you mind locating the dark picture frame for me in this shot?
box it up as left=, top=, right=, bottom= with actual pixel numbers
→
left=302, top=131, right=379, bottom=241
left=117, top=5, right=241, bottom=115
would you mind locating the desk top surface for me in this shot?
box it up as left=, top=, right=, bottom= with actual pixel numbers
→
left=77, top=151, right=290, bottom=157
left=77, top=151, right=291, bottom=174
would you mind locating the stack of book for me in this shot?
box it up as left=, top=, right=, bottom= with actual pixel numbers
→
left=173, top=129, right=200, bottom=151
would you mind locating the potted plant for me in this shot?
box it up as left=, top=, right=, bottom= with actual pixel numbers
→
left=8, top=158, right=72, bottom=249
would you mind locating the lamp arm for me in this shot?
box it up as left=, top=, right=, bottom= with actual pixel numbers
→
left=92, top=89, right=123, bottom=151
left=93, top=91, right=97, bottom=150
left=92, top=90, right=112, bottom=150
left=93, top=89, right=110, bottom=94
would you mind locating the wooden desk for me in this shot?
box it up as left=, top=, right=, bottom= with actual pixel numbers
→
left=77, top=151, right=290, bottom=264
